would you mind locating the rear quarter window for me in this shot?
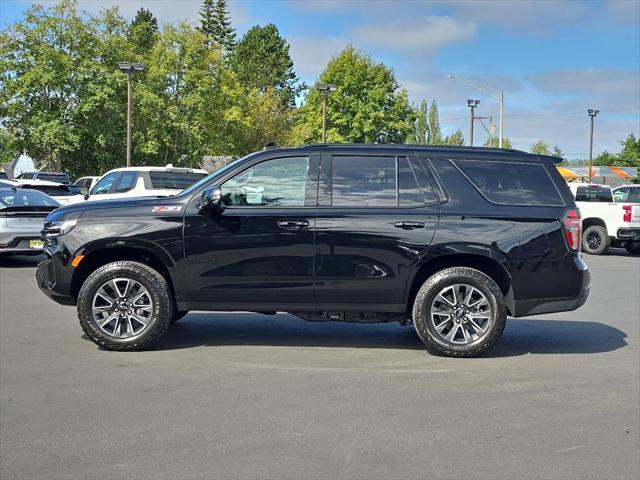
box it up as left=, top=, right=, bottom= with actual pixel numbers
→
left=453, top=159, right=563, bottom=206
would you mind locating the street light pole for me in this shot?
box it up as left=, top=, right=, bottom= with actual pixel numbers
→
left=467, top=99, right=480, bottom=146
left=450, top=75, right=504, bottom=148
left=588, top=109, right=599, bottom=183
left=117, top=62, right=145, bottom=167
left=316, top=83, right=336, bottom=143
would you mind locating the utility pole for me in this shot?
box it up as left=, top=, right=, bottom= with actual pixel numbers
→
left=316, top=83, right=336, bottom=143
left=117, top=62, right=145, bottom=167
left=467, top=99, right=480, bottom=146
left=588, top=109, right=599, bottom=183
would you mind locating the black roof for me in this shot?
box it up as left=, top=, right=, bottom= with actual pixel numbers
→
left=264, top=143, right=562, bottom=164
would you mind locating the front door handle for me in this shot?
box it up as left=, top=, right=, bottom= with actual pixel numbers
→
left=394, top=221, right=425, bottom=229
left=278, top=220, right=310, bottom=230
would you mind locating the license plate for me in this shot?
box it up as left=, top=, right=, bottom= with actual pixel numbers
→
left=29, top=239, right=44, bottom=248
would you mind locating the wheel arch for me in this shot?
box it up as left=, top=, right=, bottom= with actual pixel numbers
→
left=582, top=217, right=607, bottom=232
left=405, top=253, right=514, bottom=316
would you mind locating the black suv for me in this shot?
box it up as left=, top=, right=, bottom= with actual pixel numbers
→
left=37, top=145, right=590, bottom=357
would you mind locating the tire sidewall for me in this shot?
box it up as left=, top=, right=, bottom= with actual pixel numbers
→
left=413, top=267, right=507, bottom=357
left=77, top=262, right=172, bottom=349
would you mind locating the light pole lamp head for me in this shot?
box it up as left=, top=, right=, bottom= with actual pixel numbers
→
left=316, top=83, right=337, bottom=93
left=467, top=99, right=480, bottom=108
left=117, top=62, right=145, bottom=73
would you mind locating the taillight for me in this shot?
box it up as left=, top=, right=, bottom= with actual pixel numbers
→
left=563, top=208, right=581, bottom=251
left=623, top=205, right=632, bottom=223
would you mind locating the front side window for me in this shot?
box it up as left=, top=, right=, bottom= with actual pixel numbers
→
left=222, top=156, right=309, bottom=207
left=92, top=173, right=118, bottom=195
left=454, top=160, right=563, bottom=206
left=114, top=172, right=138, bottom=193
left=332, top=156, right=396, bottom=206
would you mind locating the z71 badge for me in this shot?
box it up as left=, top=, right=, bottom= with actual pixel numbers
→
left=152, top=205, right=182, bottom=213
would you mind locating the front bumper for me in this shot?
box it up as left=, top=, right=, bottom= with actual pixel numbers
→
left=36, top=254, right=76, bottom=306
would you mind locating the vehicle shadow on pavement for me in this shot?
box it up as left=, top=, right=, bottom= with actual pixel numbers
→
left=0, top=255, right=44, bottom=268
left=150, top=314, right=628, bottom=356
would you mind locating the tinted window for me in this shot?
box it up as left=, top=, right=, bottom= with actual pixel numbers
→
left=92, top=172, right=118, bottom=194
left=332, top=156, right=396, bottom=207
left=613, top=187, right=630, bottom=202
left=23, top=185, right=75, bottom=196
left=18, top=173, right=34, bottom=179
left=454, top=160, right=562, bottom=206
left=115, top=172, right=138, bottom=192
left=402, top=157, right=438, bottom=205
left=0, top=189, right=59, bottom=208
left=149, top=171, right=207, bottom=190
left=38, top=173, right=70, bottom=184
left=575, top=186, right=613, bottom=202
left=222, top=157, right=309, bottom=207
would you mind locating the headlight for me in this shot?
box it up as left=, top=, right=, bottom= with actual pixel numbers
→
left=42, top=219, right=78, bottom=238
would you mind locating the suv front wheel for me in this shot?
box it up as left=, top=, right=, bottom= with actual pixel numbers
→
left=412, top=267, right=507, bottom=357
left=77, top=261, right=173, bottom=351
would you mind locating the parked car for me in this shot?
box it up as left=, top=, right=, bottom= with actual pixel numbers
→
left=85, top=165, right=208, bottom=202
left=0, top=186, right=59, bottom=255
left=37, top=144, right=590, bottom=357
left=613, top=184, right=640, bottom=203
left=3, top=179, right=85, bottom=205
left=73, top=176, right=99, bottom=194
left=567, top=183, right=640, bottom=255
left=17, top=171, right=71, bottom=184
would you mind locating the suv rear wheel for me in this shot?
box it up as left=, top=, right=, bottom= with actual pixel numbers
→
left=412, top=267, right=507, bottom=357
left=582, top=225, right=610, bottom=255
left=77, top=261, right=172, bottom=351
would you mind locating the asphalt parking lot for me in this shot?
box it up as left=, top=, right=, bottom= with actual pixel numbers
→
left=1, top=251, right=638, bottom=480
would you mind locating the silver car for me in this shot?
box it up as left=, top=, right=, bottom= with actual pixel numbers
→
left=0, top=187, right=60, bottom=255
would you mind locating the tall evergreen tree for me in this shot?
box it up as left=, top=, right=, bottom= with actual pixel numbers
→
left=427, top=100, right=443, bottom=144
left=212, top=0, right=235, bottom=52
left=128, top=8, right=158, bottom=53
left=198, top=0, right=215, bottom=43
left=410, top=100, right=428, bottom=144
left=445, top=129, right=465, bottom=146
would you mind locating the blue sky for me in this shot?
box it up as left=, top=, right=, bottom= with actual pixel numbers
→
left=1, top=0, right=639, bottom=158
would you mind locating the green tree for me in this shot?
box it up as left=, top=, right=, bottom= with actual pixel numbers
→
left=229, top=24, right=299, bottom=106
left=0, top=128, right=20, bottom=165
left=198, top=0, right=215, bottom=43
left=128, top=8, right=158, bottom=53
left=444, top=129, right=465, bottom=146
left=616, top=133, right=640, bottom=167
left=484, top=136, right=512, bottom=148
left=427, top=100, right=443, bottom=144
left=298, top=46, right=414, bottom=144
left=408, top=99, right=427, bottom=144
left=531, top=140, right=551, bottom=155
left=212, top=0, right=235, bottom=52
left=552, top=145, right=564, bottom=158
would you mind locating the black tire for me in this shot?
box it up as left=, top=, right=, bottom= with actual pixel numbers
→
left=625, top=241, right=640, bottom=255
left=77, top=261, right=173, bottom=351
left=171, top=310, right=189, bottom=324
left=582, top=225, right=610, bottom=255
left=412, top=267, right=507, bottom=358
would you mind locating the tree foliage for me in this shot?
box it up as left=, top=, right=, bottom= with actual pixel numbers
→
left=298, top=46, right=415, bottom=144
left=427, top=100, right=443, bottom=145
left=212, top=0, right=235, bottom=52
left=484, top=136, right=512, bottom=148
left=128, top=8, right=158, bottom=53
left=531, top=140, right=551, bottom=155
left=230, top=24, right=299, bottom=106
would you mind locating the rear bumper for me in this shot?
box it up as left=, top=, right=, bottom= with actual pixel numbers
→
left=0, top=237, right=44, bottom=255
left=512, top=254, right=591, bottom=317
left=617, top=228, right=640, bottom=241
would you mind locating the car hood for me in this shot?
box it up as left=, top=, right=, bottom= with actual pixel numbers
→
left=46, top=196, right=170, bottom=221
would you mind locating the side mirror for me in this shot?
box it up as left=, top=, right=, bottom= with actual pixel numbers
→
left=199, top=185, right=223, bottom=212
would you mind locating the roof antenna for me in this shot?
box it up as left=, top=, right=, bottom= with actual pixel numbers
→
left=263, top=143, right=277, bottom=150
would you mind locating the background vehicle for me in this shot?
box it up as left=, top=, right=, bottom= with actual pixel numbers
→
left=567, top=183, right=640, bottom=255
left=2, top=179, right=85, bottom=205
left=73, top=176, right=99, bottom=195
left=38, top=145, right=590, bottom=357
left=613, top=184, right=640, bottom=203
left=85, top=165, right=208, bottom=201
left=17, top=171, right=71, bottom=184
left=0, top=186, right=59, bottom=255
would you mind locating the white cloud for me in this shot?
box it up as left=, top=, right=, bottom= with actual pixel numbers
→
left=353, top=16, right=477, bottom=55
left=288, top=36, right=349, bottom=79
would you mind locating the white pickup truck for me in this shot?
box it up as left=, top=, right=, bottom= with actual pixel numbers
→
left=568, top=183, right=640, bottom=255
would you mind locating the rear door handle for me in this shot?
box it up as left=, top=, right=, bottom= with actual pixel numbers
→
left=278, top=220, right=310, bottom=230
left=394, top=221, right=425, bottom=229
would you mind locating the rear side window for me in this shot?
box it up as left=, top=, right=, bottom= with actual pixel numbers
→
left=398, top=157, right=437, bottom=206
left=332, top=156, right=396, bottom=206
left=453, top=160, right=562, bottom=206
left=149, top=171, right=207, bottom=190
left=575, top=185, right=613, bottom=202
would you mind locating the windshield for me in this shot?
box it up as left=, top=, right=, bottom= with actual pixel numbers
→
left=38, top=173, right=70, bottom=184
left=179, top=154, right=257, bottom=197
left=149, top=171, right=207, bottom=190
left=0, top=189, right=60, bottom=208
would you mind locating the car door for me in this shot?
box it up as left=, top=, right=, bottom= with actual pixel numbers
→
left=182, top=154, right=319, bottom=309
left=314, top=152, right=440, bottom=310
